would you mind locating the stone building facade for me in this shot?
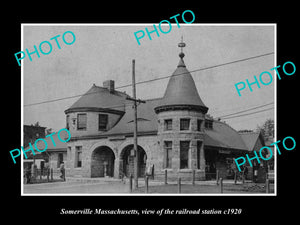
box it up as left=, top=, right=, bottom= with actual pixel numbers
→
left=60, top=43, right=267, bottom=181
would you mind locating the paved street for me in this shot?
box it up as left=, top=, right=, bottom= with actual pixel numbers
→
left=23, top=180, right=129, bottom=194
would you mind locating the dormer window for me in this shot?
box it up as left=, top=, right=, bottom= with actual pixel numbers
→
left=77, top=113, right=87, bottom=130
left=99, top=114, right=108, bottom=131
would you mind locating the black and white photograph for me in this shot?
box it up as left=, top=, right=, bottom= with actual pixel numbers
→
left=21, top=24, right=275, bottom=195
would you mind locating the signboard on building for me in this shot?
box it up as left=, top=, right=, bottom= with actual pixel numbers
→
left=219, top=150, right=231, bottom=154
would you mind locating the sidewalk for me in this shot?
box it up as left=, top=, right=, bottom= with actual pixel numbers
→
left=65, top=176, right=252, bottom=186
left=23, top=178, right=129, bottom=194
left=127, top=178, right=253, bottom=187
left=23, top=177, right=265, bottom=194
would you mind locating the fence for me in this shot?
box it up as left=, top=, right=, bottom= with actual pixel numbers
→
left=129, top=169, right=274, bottom=194
left=23, top=168, right=65, bottom=184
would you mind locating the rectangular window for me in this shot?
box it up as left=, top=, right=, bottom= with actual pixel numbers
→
left=77, top=114, right=87, bottom=130
left=197, top=119, right=203, bottom=131
left=180, top=118, right=190, bottom=130
left=180, top=141, right=190, bottom=169
left=164, top=141, right=172, bottom=168
left=99, top=114, right=108, bottom=131
left=75, top=146, right=82, bottom=168
left=205, top=120, right=213, bottom=129
left=164, top=119, right=172, bottom=131
left=209, top=121, right=213, bottom=129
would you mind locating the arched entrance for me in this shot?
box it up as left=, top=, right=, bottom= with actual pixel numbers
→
left=91, top=146, right=115, bottom=178
left=119, top=145, right=147, bottom=178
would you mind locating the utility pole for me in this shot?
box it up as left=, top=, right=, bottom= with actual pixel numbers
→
left=126, top=59, right=145, bottom=189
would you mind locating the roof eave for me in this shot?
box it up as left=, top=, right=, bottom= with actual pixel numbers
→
left=154, top=104, right=208, bottom=114
left=64, top=107, right=125, bottom=115
left=69, top=130, right=158, bottom=141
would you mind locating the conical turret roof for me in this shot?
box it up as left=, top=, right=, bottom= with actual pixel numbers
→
left=155, top=51, right=208, bottom=113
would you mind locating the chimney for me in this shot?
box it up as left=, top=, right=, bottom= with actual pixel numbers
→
left=103, top=80, right=115, bottom=93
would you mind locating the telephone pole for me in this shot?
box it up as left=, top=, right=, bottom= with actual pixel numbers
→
left=126, top=59, right=145, bottom=189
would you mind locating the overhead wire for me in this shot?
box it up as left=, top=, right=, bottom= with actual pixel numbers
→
left=220, top=107, right=274, bottom=120
left=215, top=102, right=274, bottom=119
left=24, top=52, right=274, bottom=107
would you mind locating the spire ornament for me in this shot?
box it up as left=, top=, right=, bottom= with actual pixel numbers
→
left=178, top=35, right=186, bottom=59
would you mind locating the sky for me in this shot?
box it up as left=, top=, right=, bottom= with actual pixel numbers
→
left=23, top=24, right=275, bottom=132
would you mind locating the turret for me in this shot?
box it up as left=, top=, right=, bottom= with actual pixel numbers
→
left=154, top=38, right=208, bottom=180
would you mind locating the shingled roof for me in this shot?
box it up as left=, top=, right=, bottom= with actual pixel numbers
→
left=239, top=132, right=265, bottom=151
left=102, top=99, right=249, bottom=151
left=155, top=57, right=208, bottom=113
left=204, top=121, right=248, bottom=151
left=103, top=98, right=160, bottom=136
left=65, top=84, right=129, bottom=114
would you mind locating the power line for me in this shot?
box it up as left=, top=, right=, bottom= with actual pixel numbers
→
left=24, top=90, right=134, bottom=110
left=24, top=52, right=274, bottom=107
left=221, top=107, right=274, bottom=120
left=24, top=93, right=92, bottom=107
left=118, top=52, right=274, bottom=88
left=223, top=112, right=273, bottom=126
left=216, top=102, right=274, bottom=119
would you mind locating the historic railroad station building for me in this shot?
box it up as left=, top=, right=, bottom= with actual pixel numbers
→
left=44, top=42, right=267, bottom=181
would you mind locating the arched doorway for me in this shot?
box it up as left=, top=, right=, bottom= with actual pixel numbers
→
left=119, top=145, right=147, bottom=178
left=91, top=146, right=115, bottom=178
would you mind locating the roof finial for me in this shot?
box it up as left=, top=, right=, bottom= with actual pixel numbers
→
left=178, top=35, right=186, bottom=59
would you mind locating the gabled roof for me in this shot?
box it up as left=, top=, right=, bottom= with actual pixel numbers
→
left=239, top=132, right=265, bottom=151
left=204, top=121, right=248, bottom=151
left=239, top=132, right=259, bottom=150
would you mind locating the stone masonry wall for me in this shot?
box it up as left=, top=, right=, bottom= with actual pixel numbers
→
left=155, top=109, right=206, bottom=181
left=66, top=135, right=159, bottom=179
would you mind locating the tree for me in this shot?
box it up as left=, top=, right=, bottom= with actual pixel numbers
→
left=256, top=119, right=274, bottom=138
